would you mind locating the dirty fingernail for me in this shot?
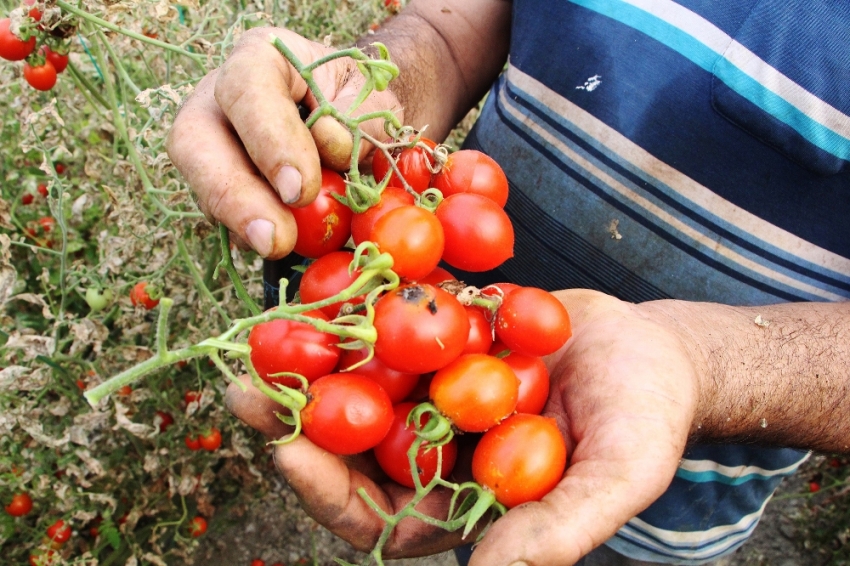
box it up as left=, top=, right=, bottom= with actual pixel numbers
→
left=274, top=165, right=302, bottom=204
left=245, top=218, right=275, bottom=257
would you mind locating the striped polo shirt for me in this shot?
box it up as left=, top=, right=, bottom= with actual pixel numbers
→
left=459, top=0, right=849, bottom=562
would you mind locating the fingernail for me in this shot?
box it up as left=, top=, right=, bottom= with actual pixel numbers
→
left=245, top=219, right=275, bottom=258
left=274, top=165, right=302, bottom=204
left=508, top=562, right=529, bottom=566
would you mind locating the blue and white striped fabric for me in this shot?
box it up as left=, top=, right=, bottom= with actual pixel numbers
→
left=459, top=0, right=849, bottom=562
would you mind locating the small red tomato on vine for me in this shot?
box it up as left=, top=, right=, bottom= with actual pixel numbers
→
left=372, top=137, right=437, bottom=193
left=5, top=492, right=33, bottom=517
left=436, top=192, right=514, bottom=272
left=298, top=251, right=365, bottom=319
left=199, top=428, right=222, bottom=451
left=369, top=205, right=445, bottom=281
left=0, top=18, right=36, bottom=61
left=36, top=183, right=48, bottom=197
left=23, top=60, right=58, bottom=91
left=117, top=384, right=132, bottom=396
left=46, top=519, right=72, bottom=544
left=41, top=46, right=69, bottom=74
left=21, top=193, right=34, bottom=205
left=289, top=168, right=353, bottom=258
left=54, top=163, right=66, bottom=175
left=129, top=281, right=160, bottom=310
left=350, top=185, right=415, bottom=246
left=185, top=434, right=201, bottom=451
left=37, top=216, right=55, bottom=232
left=495, top=287, right=571, bottom=357
left=155, top=411, right=174, bottom=432
left=188, top=516, right=208, bottom=537
left=809, top=481, right=821, bottom=493
left=184, top=390, right=201, bottom=405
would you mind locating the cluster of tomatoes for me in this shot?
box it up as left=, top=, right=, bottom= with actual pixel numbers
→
left=249, top=140, right=572, bottom=509
left=0, top=1, right=71, bottom=91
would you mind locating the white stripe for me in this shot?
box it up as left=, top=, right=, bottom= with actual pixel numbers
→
left=621, top=0, right=850, bottom=138
left=678, top=452, right=809, bottom=479
left=504, top=64, right=850, bottom=288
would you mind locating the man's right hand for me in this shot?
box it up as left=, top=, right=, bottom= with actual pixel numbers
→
left=166, top=27, right=402, bottom=260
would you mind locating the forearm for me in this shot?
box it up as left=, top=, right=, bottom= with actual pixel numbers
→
left=357, top=0, right=511, bottom=141
left=645, top=300, right=850, bottom=453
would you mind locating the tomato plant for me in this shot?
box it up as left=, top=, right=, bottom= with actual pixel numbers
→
left=247, top=308, right=340, bottom=386
left=369, top=205, right=444, bottom=281
left=350, top=186, right=415, bottom=246
left=431, top=149, right=509, bottom=207
left=85, top=287, right=113, bottom=312
left=289, top=168, right=353, bottom=258
left=337, top=345, right=419, bottom=403
left=129, top=281, right=160, bottom=310
left=496, top=287, right=572, bottom=357
left=298, top=251, right=364, bottom=318
left=23, top=60, right=58, bottom=91
left=300, top=373, right=393, bottom=455
left=46, top=519, right=72, bottom=544
left=189, top=516, right=207, bottom=537
left=429, top=353, right=518, bottom=433
left=373, top=402, right=458, bottom=488
left=371, top=137, right=437, bottom=193
left=472, top=414, right=567, bottom=508
left=374, top=283, right=469, bottom=373
left=199, top=428, right=222, bottom=451
left=436, top=193, right=514, bottom=272
left=0, top=18, right=36, bottom=61
left=5, top=493, right=33, bottom=517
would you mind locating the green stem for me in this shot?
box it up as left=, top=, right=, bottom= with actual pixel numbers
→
left=177, top=238, right=232, bottom=326
left=66, top=61, right=108, bottom=109
left=217, top=225, right=261, bottom=316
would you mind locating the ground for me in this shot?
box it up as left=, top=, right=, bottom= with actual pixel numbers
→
left=194, top=460, right=815, bottom=566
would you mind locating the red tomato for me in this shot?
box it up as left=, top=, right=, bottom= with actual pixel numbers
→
left=0, top=18, right=36, bottom=61
left=54, top=163, right=66, bottom=175
left=184, top=390, right=202, bottom=405
left=436, top=193, right=514, bottom=272
left=199, top=428, right=222, bottom=451
left=37, top=216, right=55, bottom=232
left=251, top=560, right=265, bottom=566
left=23, top=60, right=57, bottom=91
left=370, top=205, right=444, bottom=281
left=495, top=287, right=572, bottom=357
left=129, top=282, right=159, bottom=310
left=42, top=46, right=69, bottom=74
left=46, top=519, right=71, bottom=544
left=155, top=411, right=174, bottom=432
left=298, top=251, right=364, bottom=318
left=481, top=282, right=520, bottom=301
left=374, top=284, right=469, bottom=373
left=289, top=168, right=353, bottom=258
left=461, top=306, right=493, bottom=355
left=472, top=414, right=567, bottom=508
left=496, top=350, right=550, bottom=415
left=117, top=384, right=132, bottom=396
left=36, top=183, right=48, bottom=197
left=5, top=493, right=33, bottom=517
left=372, top=138, right=437, bottom=193
left=301, top=373, right=393, bottom=455
left=21, top=193, right=34, bottom=205
left=429, top=353, right=518, bottom=433
left=337, top=346, right=419, bottom=403
left=350, top=186, right=415, bottom=246
left=373, top=402, right=458, bottom=488
left=185, top=435, right=201, bottom=451
left=247, top=308, right=340, bottom=386
left=431, top=149, right=509, bottom=207
left=414, top=265, right=456, bottom=286
left=189, top=516, right=207, bottom=537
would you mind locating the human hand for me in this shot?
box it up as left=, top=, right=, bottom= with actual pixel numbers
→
left=225, top=288, right=706, bottom=564
left=166, top=27, right=401, bottom=259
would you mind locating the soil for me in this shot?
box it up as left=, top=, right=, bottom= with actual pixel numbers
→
left=194, top=460, right=816, bottom=566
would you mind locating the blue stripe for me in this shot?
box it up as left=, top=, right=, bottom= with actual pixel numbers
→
left=568, top=0, right=850, bottom=160
left=675, top=468, right=792, bottom=486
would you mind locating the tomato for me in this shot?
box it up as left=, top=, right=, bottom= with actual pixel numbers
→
left=129, top=281, right=159, bottom=310
left=480, top=282, right=520, bottom=303
left=185, top=435, right=201, bottom=451
left=429, top=353, right=518, bottom=433
left=337, top=345, right=419, bottom=403
left=42, top=46, right=69, bottom=74
left=199, top=428, right=222, bottom=451
left=350, top=186, right=415, bottom=246
left=189, top=516, right=207, bottom=537
left=374, top=284, right=469, bottom=373
left=23, top=60, right=58, bottom=91
left=5, top=493, right=33, bottom=517
left=247, top=308, right=340, bottom=386
left=373, top=402, right=458, bottom=488
left=301, top=373, right=393, bottom=455
left=21, top=193, right=34, bottom=205
left=431, top=149, right=509, bottom=207
left=36, top=183, right=48, bottom=197
left=54, top=163, right=66, bottom=175
left=46, top=519, right=72, bottom=544
left=184, top=390, right=202, bottom=405
left=117, top=385, right=132, bottom=396
left=496, top=349, right=550, bottom=415
left=461, top=306, right=493, bottom=355
left=436, top=193, right=514, bottom=272
left=289, top=168, right=353, bottom=258
left=85, top=287, right=113, bottom=312
left=369, top=205, right=444, bottom=281
left=251, top=560, right=265, bottom=566
left=472, top=414, right=567, bottom=508
left=495, top=287, right=572, bottom=357
left=155, top=411, right=174, bottom=432
left=37, top=216, right=55, bottom=232
left=0, top=18, right=36, bottom=61
left=298, top=251, right=365, bottom=318
left=414, top=265, right=456, bottom=286
left=371, top=137, right=437, bottom=193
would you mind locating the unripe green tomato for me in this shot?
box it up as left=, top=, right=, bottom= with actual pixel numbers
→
left=85, top=287, right=114, bottom=312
